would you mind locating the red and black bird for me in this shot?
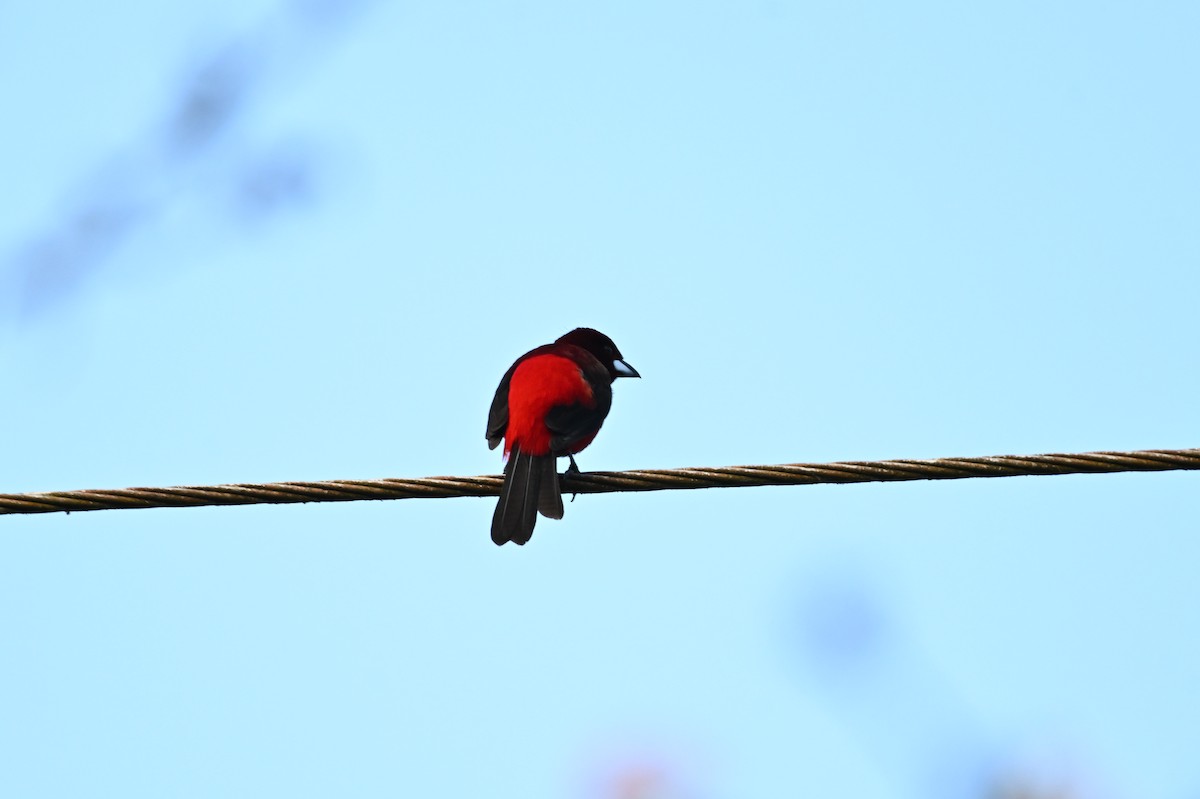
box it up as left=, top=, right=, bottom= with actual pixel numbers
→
left=487, top=328, right=639, bottom=545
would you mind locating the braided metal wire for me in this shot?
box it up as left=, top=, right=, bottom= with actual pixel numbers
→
left=1, top=447, right=1196, bottom=517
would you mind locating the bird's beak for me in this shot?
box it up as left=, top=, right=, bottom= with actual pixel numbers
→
left=612, top=359, right=640, bottom=378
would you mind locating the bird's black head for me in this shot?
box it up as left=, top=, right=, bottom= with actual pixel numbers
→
left=557, top=328, right=640, bottom=382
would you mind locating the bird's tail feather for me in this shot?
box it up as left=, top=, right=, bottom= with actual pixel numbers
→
left=491, top=448, right=561, bottom=545
left=537, top=456, right=564, bottom=521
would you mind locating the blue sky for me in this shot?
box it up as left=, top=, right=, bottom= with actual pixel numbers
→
left=1, top=1, right=1198, bottom=797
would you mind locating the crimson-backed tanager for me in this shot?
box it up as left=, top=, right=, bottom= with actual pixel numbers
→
left=486, top=328, right=639, bottom=545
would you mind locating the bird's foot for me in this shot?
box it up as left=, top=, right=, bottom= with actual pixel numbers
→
left=564, top=455, right=581, bottom=502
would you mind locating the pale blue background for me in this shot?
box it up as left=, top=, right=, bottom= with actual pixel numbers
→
left=1, top=2, right=1197, bottom=797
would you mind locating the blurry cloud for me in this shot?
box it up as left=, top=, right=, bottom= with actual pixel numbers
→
left=791, top=569, right=993, bottom=799
left=788, top=567, right=1110, bottom=799
left=14, top=202, right=142, bottom=319
left=4, top=0, right=370, bottom=322
left=232, top=139, right=319, bottom=219
left=167, top=42, right=257, bottom=158
left=799, top=573, right=889, bottom=676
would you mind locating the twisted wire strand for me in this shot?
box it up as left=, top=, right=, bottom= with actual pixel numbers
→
left=1, top=447, right=1196, bottom=517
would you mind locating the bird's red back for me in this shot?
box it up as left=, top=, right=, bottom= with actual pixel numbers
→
left=504, top=351, right=598, bottom=456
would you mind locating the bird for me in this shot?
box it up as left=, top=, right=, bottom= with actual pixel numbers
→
left=486, top=328, right=639, bottom=545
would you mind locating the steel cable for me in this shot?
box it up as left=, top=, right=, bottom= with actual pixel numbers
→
left=1, top=447, right=1196, bottom=517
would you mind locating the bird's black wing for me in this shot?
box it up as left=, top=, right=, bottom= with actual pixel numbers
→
left=486, top=364, right=515, bottom=450
left=545, top=378, right=612, bottom=455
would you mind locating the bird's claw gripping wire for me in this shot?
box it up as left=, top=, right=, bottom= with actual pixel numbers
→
left=564, top=455, right=581, bottom=502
